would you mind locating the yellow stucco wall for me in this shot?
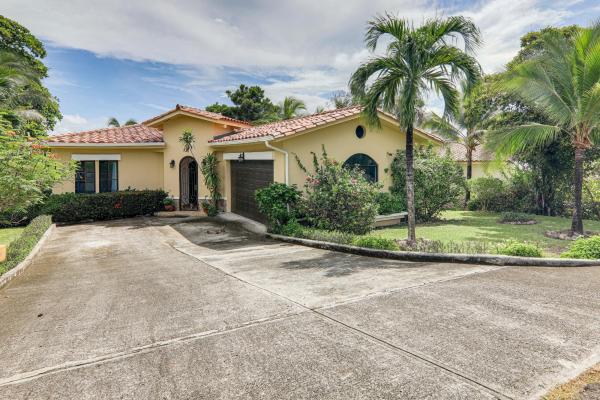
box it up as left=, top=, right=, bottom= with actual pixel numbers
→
left=212, top=116, right=438, bottom=194
left=458, top=161, right=504, bottom=179
left=51, top=148, right=164, bottom=194
left=50, top=114, right=441, bottom=212
left=156, top=115, right=234, bottom=201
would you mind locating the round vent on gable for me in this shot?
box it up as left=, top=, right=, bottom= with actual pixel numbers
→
left=355, top=125, right=365, bottom=139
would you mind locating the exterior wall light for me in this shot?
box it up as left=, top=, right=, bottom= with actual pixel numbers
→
left=169, top=160, right=175, bottom=168
left=237, top=152, right=245, bottom=163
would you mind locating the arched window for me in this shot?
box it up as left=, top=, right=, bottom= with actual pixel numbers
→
left=343, top=153, right=378, bottom=182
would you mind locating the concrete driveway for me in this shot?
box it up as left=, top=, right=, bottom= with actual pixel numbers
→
left=0, top=217, right=598, bottom=399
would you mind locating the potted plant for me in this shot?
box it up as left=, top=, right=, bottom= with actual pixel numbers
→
left=200, top=199, right=210, bottom=214
left=163, top=197, right=175, bottom=212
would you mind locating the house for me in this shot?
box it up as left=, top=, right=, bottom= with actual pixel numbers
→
left=441, top=142, right=503, bottom=179
left=48, top=104, right=443, bottom=220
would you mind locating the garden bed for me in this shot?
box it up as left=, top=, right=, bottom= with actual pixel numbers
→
left=266, top=232, right=600, bottom=267
left=376, top=210, right=600, bottom=257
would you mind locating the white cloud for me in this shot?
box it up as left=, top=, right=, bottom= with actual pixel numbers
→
left=4, top=0, right=583, bottom=120
left=52, top=114, right=107, bottom=134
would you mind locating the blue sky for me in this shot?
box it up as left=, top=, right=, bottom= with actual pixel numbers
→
left=3, top=0, right=599, bottom=133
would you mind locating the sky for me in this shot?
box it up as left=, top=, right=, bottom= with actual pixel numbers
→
left=3, top=0, right=599, bottom=134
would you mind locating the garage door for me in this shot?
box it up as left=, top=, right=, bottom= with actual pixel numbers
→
left=230, top=160, right=274, bottom=222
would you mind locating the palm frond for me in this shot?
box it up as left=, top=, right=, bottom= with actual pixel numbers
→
left=422, top=112, right=462, bottom=140
left=486, top=123, right=562, bottom=156
left=365, top=13, right=410, bottom=51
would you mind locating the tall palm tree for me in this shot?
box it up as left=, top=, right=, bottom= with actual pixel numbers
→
left=422, top=84, right=489, bottom=204
left=488, top=23, right=600, bottom=235
left=279, top=96, right=306, bottom=120
left=107, top=117, right=137, bottom=127
left=350, top=14, right=482, bottom=242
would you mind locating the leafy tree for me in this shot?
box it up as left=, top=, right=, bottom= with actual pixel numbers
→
left=0, top=15, right=47, bottom=76
left=508, top=25, right=580, bottom=69
left=422, top=82, right=491, bottom=204
left=350, top=14, right=482, bottom=242
left=107, top=117, right=137, bottom=127
left=206, top=84, right=279, bottom=123
left=0, top=17, right=61, bottom=135
left=279, top=96, right=306, bottom=120
left=0, top=133, right=74, bottom=223
left=487, top=22, right=600, bottom=234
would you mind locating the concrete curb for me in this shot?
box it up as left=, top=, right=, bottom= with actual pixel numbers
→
left=266, top=233, right=600, bottom=267
left=0, top=224, right=55, bottom=290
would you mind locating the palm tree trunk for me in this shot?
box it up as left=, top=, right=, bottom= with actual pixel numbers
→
left=406, top=124, right=416, bottom=243
left=465, top=148, right=472, bottom=206
left=571, top=146, right=584, bottom=234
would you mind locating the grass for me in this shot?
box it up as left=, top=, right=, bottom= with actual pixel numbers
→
left=543, top=363, right=600, bottom=399
left=377, top=210, right=600, bottom=256
left=0, top=227, right=24, bottom=247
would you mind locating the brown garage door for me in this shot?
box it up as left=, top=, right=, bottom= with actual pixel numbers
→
left=231, top=160, right=274, bottom=222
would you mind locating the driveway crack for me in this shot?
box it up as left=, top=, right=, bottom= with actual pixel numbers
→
left=171, top=243, right=513, bottom=400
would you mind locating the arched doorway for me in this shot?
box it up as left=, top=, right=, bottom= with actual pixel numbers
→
left=343, top=153, right=378, bottom=182
left=179, top=156, right=198, bottom=210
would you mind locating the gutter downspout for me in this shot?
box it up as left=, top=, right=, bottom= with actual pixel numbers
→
left=265, top=140, right=289, bottom=185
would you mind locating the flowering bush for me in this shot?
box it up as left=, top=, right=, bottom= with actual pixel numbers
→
left=296, top=147, right=379, bottom=235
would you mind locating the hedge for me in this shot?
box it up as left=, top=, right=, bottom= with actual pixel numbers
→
left=42, top=190, right=167, bottom=223
left=1, top=215, right=52, bottom=276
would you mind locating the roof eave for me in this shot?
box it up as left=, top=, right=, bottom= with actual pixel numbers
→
left=143, top=109, right=250, bottom=128
left=45, top=142, right=166, bottom=148
left=209, top=136, right=275, bottom=146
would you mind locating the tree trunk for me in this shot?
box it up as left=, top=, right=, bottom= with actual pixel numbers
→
left=571, top=146, right=584, bottom=234
left=465, top=148, right=472, bottom=207
left=406, top=124, right=416, bottom=243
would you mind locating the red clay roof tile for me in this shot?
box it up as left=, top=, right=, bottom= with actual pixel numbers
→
left=47, top=124, right=164, bottom=144
left=209, top=105, right=443, bottom=144
left=143, top=104, right=251, bottom=126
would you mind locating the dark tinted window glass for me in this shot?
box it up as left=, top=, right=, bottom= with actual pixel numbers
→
left=343, top=153, right=378, bottom=182
left=75, top=161, right=95, bottom=193
left=99, top=160, right=118, bottom=192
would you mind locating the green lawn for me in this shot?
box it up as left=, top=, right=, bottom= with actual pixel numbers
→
left=377, top=210, right=600, bottom=256
left=0, top=227, right=24, bottom=247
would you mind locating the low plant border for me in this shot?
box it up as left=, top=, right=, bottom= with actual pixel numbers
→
left=0, top=219, right=55, bottom=289
left=266, top=233, right=600, bottom=267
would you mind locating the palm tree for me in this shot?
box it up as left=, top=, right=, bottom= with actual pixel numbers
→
left=422, top=84, right=489, bottom=204
left=350, top=14, right=481, bottom=243
left=487, top=23, right=600, bottom=235
left=107, top=117, right=137, bottom=127
left=279, top=96, right=306, bottom=120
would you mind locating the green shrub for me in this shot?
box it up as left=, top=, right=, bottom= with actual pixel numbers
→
left=352, top=236, right=399, bottom=251
left=498, top=212, right=535, bottom=223
left=375, top=192, right=404, bottom=215
left=255, top=183, right=301, bottom=232
left=468, top=171, right=537, bottom=213
left=497, top=241, right=542, bottom=257
left=43, top=190, right=167, bottom=223
left=560, top=236, right=600, bottom=259
left=299, top=228, right=356, bottom=245
left=279, top=219, right=305, bottom=237
left=389, top=146, right=465, bottom=221
left=468, top=177, right=509, bottom=212
left=1, top=215, right=52, bottom=275
left=297, top=147, right=379, bottom=235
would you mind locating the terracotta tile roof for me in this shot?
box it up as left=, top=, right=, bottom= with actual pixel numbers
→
left=441, top=142, right=494, bottom=161
left=47, top=124, right=164, bottom=144
left=209, top=105, right=443, bottom=144
left=143, top=104, right=251, bottom=126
